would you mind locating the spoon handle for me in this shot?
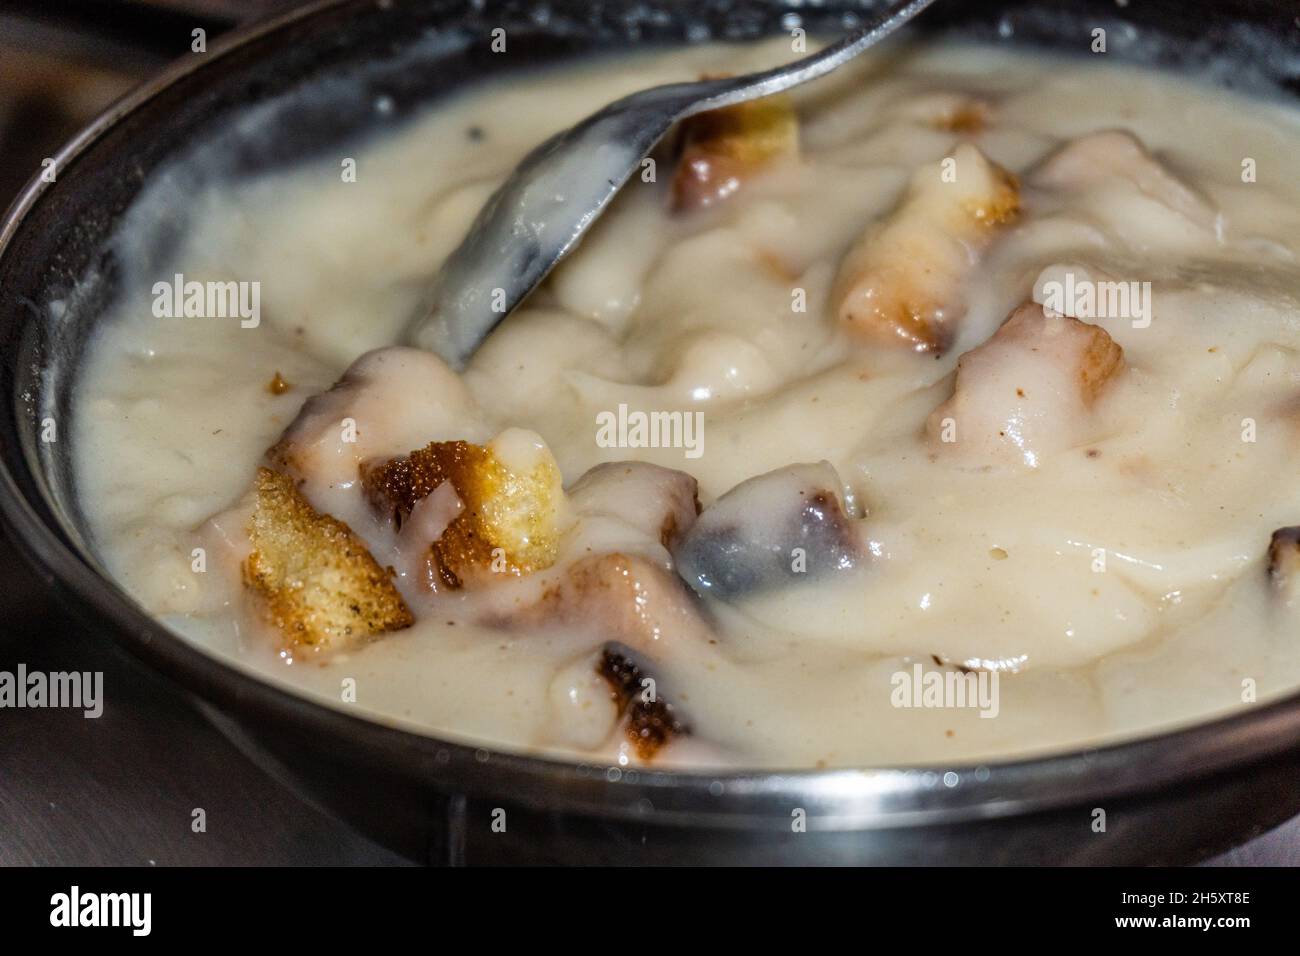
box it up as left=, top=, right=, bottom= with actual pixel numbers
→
left=676, top=0, right=938, bottom=116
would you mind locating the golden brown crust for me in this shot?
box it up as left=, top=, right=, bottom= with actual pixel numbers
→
left=834, top=145, right=1019, bottom=353
left=924, top=303, right=1126, bottom=469
left=996, top=303, right=1125, bottom=406
left=963, top=165, right=1020, bottom=227
left=670, top=88, right=799, bottom=213
left=360, top=440, right=562, bottom=589
left=362, top=440, right=484, bottom=526
left=243, top=467, right=412, bottom=651
left=597, top=648, right=688, bottom=760
left=1077, top=321, right=1126, bottom=405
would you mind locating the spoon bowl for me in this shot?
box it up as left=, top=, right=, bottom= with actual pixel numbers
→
left=407, top=0, right=937, bottom=366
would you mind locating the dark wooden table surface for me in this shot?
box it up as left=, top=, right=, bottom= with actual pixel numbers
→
left=0, top=4, right=406, bottom=864
left=0, top=528, right=408, bottom=865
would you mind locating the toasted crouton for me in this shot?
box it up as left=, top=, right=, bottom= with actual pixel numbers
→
left=243, top=467, right=413, bottom=651
left=360, top=430, right=565, bottom=589
left=926, top=303, right=1124, bottom=468
left=833, top=144, right=1019, bottom=352
left=670, top=89, right=799, bottom=213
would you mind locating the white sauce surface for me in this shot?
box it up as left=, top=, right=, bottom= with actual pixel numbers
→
left=73, top=40, right=1300, bottom=767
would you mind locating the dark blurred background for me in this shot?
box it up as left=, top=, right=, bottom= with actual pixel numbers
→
left=0, top=0, right=1293, bottom=866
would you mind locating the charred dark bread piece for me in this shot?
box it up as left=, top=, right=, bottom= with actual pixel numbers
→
left=479, top=551, right=709, bottom=761
left=598, top=648, right=689, bottom=760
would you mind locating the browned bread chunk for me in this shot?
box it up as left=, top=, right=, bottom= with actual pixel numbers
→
left=925, top=303, right=1125, bottom=469
left=833, top=144, right=1019, bottom=352
left=243, top=467, right=413, bottom=651
left=670, top=88, right=799, bottom=213
left=360, top=439, right=563, bottom=589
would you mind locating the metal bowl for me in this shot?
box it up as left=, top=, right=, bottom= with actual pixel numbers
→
left=2, top=0, right=1299, bottom=864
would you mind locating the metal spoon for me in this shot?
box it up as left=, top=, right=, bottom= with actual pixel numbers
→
left=408, top=0, right=937, bottom=367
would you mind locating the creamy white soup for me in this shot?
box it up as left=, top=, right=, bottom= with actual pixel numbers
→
left=73, top=39, right=1300, bottom=768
